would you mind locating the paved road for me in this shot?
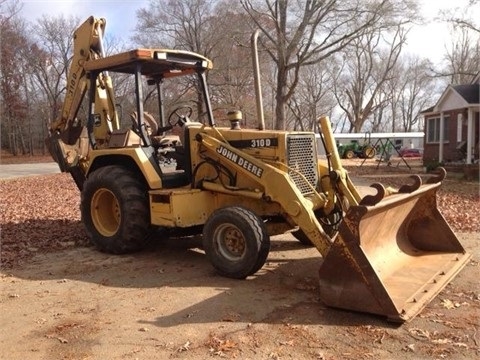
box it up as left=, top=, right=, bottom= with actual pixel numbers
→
left=0, top=163, right=60, bottom=179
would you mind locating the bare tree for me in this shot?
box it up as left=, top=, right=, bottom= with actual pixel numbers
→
left=134, top=0, right=264, bottom=124
left=28, top=15, right=79, bottom=126
left=368, top=89, right=389, bottom=132
left=0, top=3, right=30, bottom=155
left=442, top=26, right=480, bottom=84
left=204, top=3, right=265, bottom=127
left=134, top=0, right=228, bottom=119
left=435, top=2, right=480, bottom=84
left=134, top=0, right=216, bottom=52
left=334, top=25, right=407, bottom=132
left=397, top=57, right=435, bottom=131
left=0, top=0, right=21, bottom=25
left=440, top=0, right=479, bottom=34
left=367, top=55, right=435, bottom=133
left=0, top=0, right=23, bottom=154
left=241, top=0, right=418, bottom=130
left=287, top=64, right=336, bottom=131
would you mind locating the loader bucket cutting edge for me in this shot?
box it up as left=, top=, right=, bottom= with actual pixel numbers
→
left=318, top=182, right=471, bottom=322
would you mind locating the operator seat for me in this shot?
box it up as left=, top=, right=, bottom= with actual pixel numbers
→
left=130, top=111, right=190, bottom=188
left=130, top=111, right=181, bottom=148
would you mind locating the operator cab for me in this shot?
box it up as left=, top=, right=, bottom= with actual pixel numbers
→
left=83, top=48, right=215, bottom=187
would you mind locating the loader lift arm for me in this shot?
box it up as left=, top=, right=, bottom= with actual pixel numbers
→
left=195, top=131, right=334, bottom=256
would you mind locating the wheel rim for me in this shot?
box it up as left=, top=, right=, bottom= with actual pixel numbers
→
left=365, top=147, right=375, bottom=158
left=213, top=223, right=246, bottom=261
left=91, top=188, right=121, bottom=237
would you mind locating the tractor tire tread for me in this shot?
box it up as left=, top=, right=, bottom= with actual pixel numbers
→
left=81, top=165, right=151, bottom=254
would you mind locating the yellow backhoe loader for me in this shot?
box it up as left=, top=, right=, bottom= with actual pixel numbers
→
left=46, top=16, right=470, bottom=322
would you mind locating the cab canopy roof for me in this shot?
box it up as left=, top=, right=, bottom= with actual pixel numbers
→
left=84, top=48, right=213, bottom=79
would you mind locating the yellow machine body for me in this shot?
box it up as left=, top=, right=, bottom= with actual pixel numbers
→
left=46, top=16, right=470, bottom=323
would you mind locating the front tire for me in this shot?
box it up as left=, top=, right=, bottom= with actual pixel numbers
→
left=202, top=206, right=270, bottom=279
left=81, top=165, right=151, bottom=254
left=344, top=150, right=354, bottom=159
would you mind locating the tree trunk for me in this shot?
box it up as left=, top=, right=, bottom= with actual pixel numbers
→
left=15, top=122, right=28, bottom=155
left=275, top=69, right=288, bottom=130
left=9, top=132, right=17, bottom=156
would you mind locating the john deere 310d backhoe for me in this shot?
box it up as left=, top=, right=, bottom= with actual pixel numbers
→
left=46, top=16, right=470, bottom=322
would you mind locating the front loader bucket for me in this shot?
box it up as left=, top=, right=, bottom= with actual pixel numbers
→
left=318, top=179, right=471, bottom=322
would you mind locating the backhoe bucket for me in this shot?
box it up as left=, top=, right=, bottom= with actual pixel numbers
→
left=318, top=181, right=471, bottom=322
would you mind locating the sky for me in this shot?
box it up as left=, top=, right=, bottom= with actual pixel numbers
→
left=20, top=0, right=146, bottom=36
left=405, top=0, right=478, bottom=62
left=19, top=0, right=478, bottom=65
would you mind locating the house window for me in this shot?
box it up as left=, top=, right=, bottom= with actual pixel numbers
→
left=426, top=116, right=449, bottom=143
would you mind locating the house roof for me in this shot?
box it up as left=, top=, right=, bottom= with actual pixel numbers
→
left=420, top=106, right=434, bottom=114
left=453, top=84, right=479, bottom=104
left=430, top=83, right=479, bottom=112
left=421, top=73, right=479, bottom=114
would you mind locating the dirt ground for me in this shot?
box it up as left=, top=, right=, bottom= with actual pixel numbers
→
left=1, top=156, right=479, bottom=360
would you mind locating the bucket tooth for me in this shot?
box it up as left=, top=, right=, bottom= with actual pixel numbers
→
left=360, top=183, right=386, bottom=206
left=426, top=167, right=446, bottom=184
left=398, top=175, right=422, bottom=193
left=318, top=182, right=471, bottom=322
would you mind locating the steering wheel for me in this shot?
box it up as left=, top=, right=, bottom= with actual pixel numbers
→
left=168, top=105, right=193, bottom=127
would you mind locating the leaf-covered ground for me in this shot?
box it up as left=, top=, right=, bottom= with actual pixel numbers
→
left=0, top=162, right=479, bottom=360
left=0, top=174, right=86, bottom=269
left=0, top=167, right=478, bottom=269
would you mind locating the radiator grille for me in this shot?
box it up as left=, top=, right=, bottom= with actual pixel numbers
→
left=286, top=134, right=319, bottom=195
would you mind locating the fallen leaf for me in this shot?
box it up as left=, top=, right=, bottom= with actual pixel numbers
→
left=441, top=299, right=455, bottom=309
left=432, top=338, right=451, bottom=344
left=402, top=344, right=415, bottom=352
left=57, top=337, right=68, bottom=344
left=177, top=341, right=191, bottom=352
left=408, top=327, right=430, bottom=339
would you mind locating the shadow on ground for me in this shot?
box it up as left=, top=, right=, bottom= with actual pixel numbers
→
left=3, top=227, right=398, bottom=329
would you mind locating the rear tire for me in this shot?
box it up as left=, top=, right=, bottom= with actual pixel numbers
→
left=81, top=165, right=151, bottom=254
left=363, top=146, right=376, bottom=159
left=202, top=206, right=270, bottom=279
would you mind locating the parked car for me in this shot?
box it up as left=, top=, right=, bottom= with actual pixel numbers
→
left=398, top=148, right=422, bottom=158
